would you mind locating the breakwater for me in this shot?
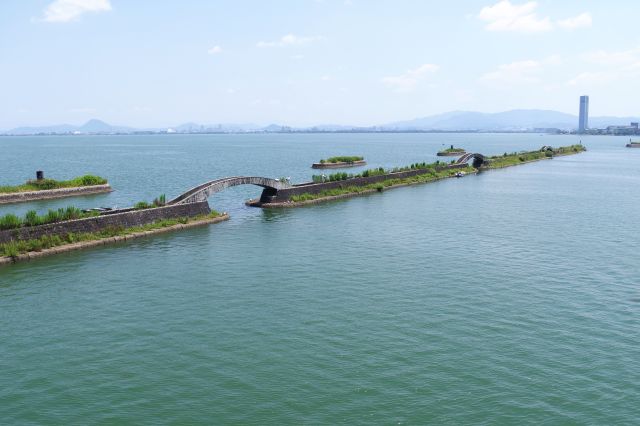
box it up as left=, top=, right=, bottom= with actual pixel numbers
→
left=253, top=163, right=469, bottom=205
left=0, top=201, right=210, bottom=244
left=0, top=184, right=113, bottom=204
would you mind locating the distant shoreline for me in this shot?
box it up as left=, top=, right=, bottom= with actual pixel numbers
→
left=0, top=130, right=587, bottom=137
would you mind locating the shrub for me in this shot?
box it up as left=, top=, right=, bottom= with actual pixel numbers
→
left=544, top=150, right=553, bottom=158
left=24, top=210, right=41, bottom=227
left=134, top=201, right=150, bottom=210
left=77, top=175, right=107, bottom=186
left=152, top=194, right=166, bottom=207
left=0, top=214, right=22, bottom=230
left=44, top=209, right=61, bottom=223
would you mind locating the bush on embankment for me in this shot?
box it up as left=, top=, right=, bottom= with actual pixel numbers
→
left=0, top=175, right=108, bottom=194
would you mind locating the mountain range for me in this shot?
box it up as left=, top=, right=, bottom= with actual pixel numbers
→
left=3, top=110, right=639, bottom=135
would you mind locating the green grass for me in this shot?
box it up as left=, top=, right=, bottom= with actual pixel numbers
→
left=485, top=144, right=585, bottom=169
left=319, top=156, right=364, bottom=164
left=133, top=194, right=167, bottom=210
left=0, top=174, right=108, bottom=194
left=1, top=211, right=222, bottom=259
left=438, top=147, right=466, bottom=154
left=0, top=206, right=100, bottom=231
left=292, top=166, right=472, bottom=202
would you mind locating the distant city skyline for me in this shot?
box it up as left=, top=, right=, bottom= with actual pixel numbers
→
left=1, top=1, right=639, bottom=129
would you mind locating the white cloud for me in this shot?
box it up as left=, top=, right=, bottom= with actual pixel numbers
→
left=568, top=71, right=614, bottom=86
left=481, top=60, right=543, bottom=83
left=382, top=63, right=439, bottom=92
left=42, top=0, right=111, bottom=23
left=557, top=12, right=592, bottom=30
left=208, top=46, right=223, bottom=55
left=321, top=75, right=331, bottom=81
left=478, top=1, right=552, bottom=33
left=582, top=47, right=640, bottom=66
left=478, top=1, right=592, bottom=33
left=481, top=56, right=560, bottom=85
left=257, top=34, right=324, bottom=48
left=569, top=47, right=640, bottom=86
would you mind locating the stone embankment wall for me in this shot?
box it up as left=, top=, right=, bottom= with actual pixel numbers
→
left=0, top=201, right=211, bottom=244
left=262, top=164, right=468, bottom=203
left=0, top=184, right=113, bottom=205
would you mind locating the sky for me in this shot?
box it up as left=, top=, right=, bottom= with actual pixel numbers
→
left=1, top=0, right=639, bottom=129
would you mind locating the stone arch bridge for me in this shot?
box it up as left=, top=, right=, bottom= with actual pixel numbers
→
left=455, top=153, right=485, bottom=168
left=167, top=176, right=292, bottom=205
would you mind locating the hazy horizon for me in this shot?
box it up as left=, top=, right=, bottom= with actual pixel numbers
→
left=2, top=1, right=638, bottom=128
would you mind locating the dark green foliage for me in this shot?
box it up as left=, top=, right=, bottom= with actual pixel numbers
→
left=0, top=214, right=22, bottom=230
left=24, top=210, right=41, bottom=227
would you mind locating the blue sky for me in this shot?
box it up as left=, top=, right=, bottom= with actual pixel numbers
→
left=1, top=0, right=639, bottom=128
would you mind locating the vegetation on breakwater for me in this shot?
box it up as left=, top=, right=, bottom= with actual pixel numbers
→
left=320, top=156, right=364, bottom=164
left=0, top=206, right=100, bottom=231
left=312, top=160, right=451, bottom=183
left=0, top=175, right=107, bottom=194
left=134, top=194, right=166, bottom=210
left=312, top=156, right=366, bottom=169
left=0, top=211, right=222, bottom=260
left=437, top=146, right=466, bottom=156
left=484, top=145, right=585, bottom=169
left=293, top=166, right=472, bottom=202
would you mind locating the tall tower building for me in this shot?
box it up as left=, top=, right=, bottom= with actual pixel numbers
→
left=578, top=95, right=589, bottom=133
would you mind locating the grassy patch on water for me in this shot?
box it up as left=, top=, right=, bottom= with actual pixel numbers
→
left=1, top=211, right=222, bottom=259
left=0, top=175, right=108, bottom=194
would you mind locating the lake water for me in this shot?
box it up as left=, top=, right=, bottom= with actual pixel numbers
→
left=1, top=133, right=639, bottom=424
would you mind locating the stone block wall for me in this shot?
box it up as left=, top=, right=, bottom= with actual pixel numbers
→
left=0, top=201, right=211, bottom=244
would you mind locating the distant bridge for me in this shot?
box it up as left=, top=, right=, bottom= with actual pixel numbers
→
left=455, top=153, right=485, bottom=168
left=168, top=176, right=292, bottom=205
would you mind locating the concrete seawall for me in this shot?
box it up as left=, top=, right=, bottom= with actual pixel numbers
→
left=0, top=201, right=211, bottom=244
left=0, top=184, right=113, bottom=205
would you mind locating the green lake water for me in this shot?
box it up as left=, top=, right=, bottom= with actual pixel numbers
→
left=0, top=133, right=639, bottom=424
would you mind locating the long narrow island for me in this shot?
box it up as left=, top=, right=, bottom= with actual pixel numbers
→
left=0, top=173, right=112, bottom=204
